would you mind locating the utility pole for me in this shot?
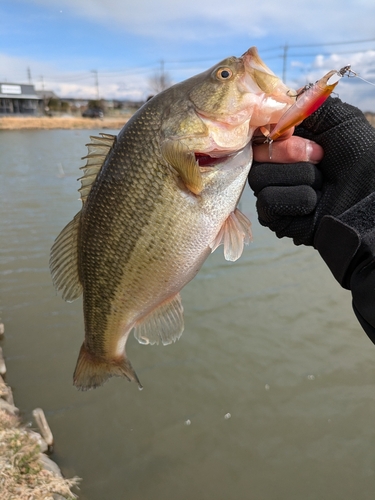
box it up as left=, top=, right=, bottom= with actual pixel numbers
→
left=282, top=44, right=288, bottom=84
left=27, top=67, right=32, bottom=84
left=91, top=70, right=100, bottom=100
left=40, top=75, right=47, bottom=114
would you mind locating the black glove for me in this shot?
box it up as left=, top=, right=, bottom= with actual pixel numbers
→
left=249, top=97, right=375, bottom=247
left=249, top=97, right=375, bottom=342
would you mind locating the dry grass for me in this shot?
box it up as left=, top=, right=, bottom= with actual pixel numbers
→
left=0, top=409, right=80, bottom=499
left=1, top=111, right=374, bottom=131
left=0, top=115, right=130, bottom=130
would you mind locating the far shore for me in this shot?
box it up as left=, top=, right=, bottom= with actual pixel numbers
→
left=0, top=114, right=132, bottom=131
left=1, top=112, right=374, bottom=131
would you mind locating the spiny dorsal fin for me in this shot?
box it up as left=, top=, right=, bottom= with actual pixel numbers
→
left=78, top=133, right=116, bottom=203
left=210, top=208, right=253, bottom=262
left=50, top=212, right=82, bottom=302
left=50, top=134, right=116, bottom=302
left=161, top=139, right=203, bottom=195
left=134, top=293, right=184, bottom=346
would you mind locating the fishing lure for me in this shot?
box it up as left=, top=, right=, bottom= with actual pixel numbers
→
left=258, top=64, right=375, bottom=157
left=265, top=66, right=352, bottom=143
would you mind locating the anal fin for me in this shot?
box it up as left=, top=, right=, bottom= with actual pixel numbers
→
left=210, top=208, right=252, bottom=262
left=134, top=293, right=184, bottom=346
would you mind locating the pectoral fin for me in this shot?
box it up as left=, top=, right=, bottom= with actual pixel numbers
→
left=210, top=209, right=252, bottom=262
left=134, top=293, right=184, bottom=346
left=161, top=139, right=203, bottom=195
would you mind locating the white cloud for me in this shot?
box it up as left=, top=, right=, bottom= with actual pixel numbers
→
left=9, top=1, right=374, bottom=110
left=0, top=53, right=43, bottom=84
left=0, top=52, right=152, bottom=100
left=53, top=79, right=149, bottom=100
left=32, top=0, right=375, bottom=42
left=2, top=45, right=375, bottom=110
left=288, top=50, right=375, bottom=111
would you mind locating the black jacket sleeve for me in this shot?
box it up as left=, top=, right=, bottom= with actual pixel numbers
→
left=249, top=99, right=375, bottom=341
left=314, top=192, right=375, bottom=343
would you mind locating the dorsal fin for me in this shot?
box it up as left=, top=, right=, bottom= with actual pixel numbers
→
left=50, top=134, right=116, bottom=302
left=78, top=133, right=116, bottom=203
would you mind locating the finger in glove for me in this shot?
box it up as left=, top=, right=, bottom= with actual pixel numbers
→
left=249, top=162, right=323, bottom=195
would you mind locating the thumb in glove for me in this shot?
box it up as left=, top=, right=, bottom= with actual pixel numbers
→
left=249, top=97, right=375, bottom=246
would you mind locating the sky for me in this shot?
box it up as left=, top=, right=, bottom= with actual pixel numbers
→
left=1, top=0, right=375, bottom=110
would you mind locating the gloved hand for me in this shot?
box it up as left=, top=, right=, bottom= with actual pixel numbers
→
left=249, top=97, right=375, bottom=341
left=249, top=97, right=375, bottom=249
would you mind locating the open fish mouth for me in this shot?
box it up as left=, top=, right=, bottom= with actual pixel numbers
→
left=195, top=152, right=234, bottom=167
left=195, top=145, right=248, bottom=167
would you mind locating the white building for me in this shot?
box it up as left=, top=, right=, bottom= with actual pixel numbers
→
left=0, top=82, right=39, bottom=114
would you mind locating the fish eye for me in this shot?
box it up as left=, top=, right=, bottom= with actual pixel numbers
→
left=216, top=68, right=233, bottom=80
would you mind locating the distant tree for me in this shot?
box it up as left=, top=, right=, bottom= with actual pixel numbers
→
left=47, top=98, right=70, bottom=113
left=88, top=100, right=102, bottom=109
left=148, top=65, right=173, bottom=94
left=48, top=98, right=60, bottom=111
left=60, top=101, right=70, bottom=112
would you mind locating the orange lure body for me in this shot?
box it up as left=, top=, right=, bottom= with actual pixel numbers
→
left=268, top=69, right=340, bottom=142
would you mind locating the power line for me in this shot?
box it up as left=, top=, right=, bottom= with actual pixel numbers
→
left=287, top=48, right=375, bottom=58
left=280, top=40, right=375, bottom=82
left=284, top=37, right=375, bottom=49
left=23, top=37, right=375, bottom=97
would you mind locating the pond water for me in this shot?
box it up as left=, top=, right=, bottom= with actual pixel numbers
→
left=1, top=129, right=375, bottom=500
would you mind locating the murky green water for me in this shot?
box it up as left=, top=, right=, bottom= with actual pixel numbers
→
left=1, top=129, right=375, bottom=500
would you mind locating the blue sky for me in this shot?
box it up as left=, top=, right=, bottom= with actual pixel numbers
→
left=2, top=0, right=375, bottom=110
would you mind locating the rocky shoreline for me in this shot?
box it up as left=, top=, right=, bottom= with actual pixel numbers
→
left=0, top=324, right=80, bottom=499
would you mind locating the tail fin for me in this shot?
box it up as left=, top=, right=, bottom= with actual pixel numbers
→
left=73, top=343, right=142, bottom=391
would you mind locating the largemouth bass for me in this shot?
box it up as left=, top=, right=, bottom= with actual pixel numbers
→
left=50, top=47, right=295, bottom=390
